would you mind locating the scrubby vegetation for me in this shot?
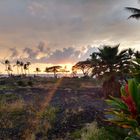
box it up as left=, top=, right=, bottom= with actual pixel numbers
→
left=0, top=93, right=59, bottom=139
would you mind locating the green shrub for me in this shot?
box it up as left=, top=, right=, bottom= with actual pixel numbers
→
left=72, top=122, right=121, bottom=140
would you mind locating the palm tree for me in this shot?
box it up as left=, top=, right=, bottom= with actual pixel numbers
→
left=90, top=52, right=102, bottom=78
left=96, top=45, right=129, bottom=74
left=34, top=67, right=41, bottom=76
left=7, top=65, right=13, bottom=76
left=23, top=64, right=28, bottom=76
left=94, top=45, right=130, bottom=98
left=26, top=61, right=31, bottom=75
left=13, top=60, right=21, bottom=75
left=126, top=0, right=140, bottom=19
left=2, top=59, right=10, bottom=76
left=20, top=61, right=24, bottom=75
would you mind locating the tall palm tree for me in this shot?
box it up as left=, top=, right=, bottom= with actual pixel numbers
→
left=26, top=61, right=31, bottom=75
left=20, top=61, right=24, bottom=75
left=2, top=59, right=10, bottom=76
left=23, top=64, right=27, bottom=75
left=126, top=0, right=140, bottom=19
left=7, top=65, right=13, bottom=76
left=95, top=45, right=130, bottom=98
left=13, top=60, right=21, bottom=75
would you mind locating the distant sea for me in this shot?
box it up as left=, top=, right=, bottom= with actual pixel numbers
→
left=0, top=73, right=83, bottom=78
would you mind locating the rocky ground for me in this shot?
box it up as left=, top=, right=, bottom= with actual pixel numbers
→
left=48, top=88, right=106, bottom=139
left=0, top=76, right=107, bottom=139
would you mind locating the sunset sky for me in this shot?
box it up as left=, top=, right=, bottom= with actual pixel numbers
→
left=0, top=0, right=140, bottom=74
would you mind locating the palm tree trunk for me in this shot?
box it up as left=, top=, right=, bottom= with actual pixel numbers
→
left=21, top=67, right=24, bottom=76
left=17, top=66, right=19, bottom=75
left=5, top=65, right=10, bottom=76
left=28, top=68, right=30, bottom=76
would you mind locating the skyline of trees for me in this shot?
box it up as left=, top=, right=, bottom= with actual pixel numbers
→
left=1, top=44, right=140, bottom=77
left=0, top=45, right=139, bottom=78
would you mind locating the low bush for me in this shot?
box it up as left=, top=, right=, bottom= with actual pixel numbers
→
left=70, top=122, right=127, bottom=140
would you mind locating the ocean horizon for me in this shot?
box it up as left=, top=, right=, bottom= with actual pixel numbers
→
left=0, top=73, right=84, bottom=78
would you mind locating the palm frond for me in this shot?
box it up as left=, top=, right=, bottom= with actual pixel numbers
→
left=126, top=7, right=140, bottom=14
left=128, top=14, right=140, bottom=19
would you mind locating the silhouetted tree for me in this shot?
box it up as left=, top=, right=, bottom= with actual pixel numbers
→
left=90, top=45, right=130, bottom=97
left=2, top=59, right=11, bottom=76
left=7, top=65, right=13, bottom=76
left=72, top=65, right=77, bottom=77
left=96, top=45, right=129, bottom=75
left=90, top=52, right=102, bottom=78
left=45, top=66, right=62, bottom=78
left=13, top=60, right=21, bottom=75
left=73, top=60, right=92, bottom=76
left=26, top=62, right=31, bottom=75
left=23, top=63, right=28, bottom=76
left=20, top=61, right=24, bottom=75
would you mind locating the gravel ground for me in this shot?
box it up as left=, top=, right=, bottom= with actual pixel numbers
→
left=0, top=77, right=108, bottom=139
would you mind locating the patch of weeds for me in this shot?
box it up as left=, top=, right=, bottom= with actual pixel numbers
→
left=0, top=94, right=20, bottom=105
left=41, top=106, right=59, bottom=124
left=0, top=98, right=41, bottom=140
left=35, top=106, right=59, bottom=139
left=105, top=126, right=128, bottom=140
left=0, top=85, right=14, bottom=90
left=70, top=129, right=82, bottom=139
left=70, top=122, right=127, bottom=140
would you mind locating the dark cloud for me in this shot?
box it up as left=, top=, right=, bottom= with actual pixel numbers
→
left=9, top=43, right=97, bottom=64
left=0, top=0, right=140, bottom=64
left=9, top=48, right=20, bottom=59
left=46, top=47, right=81, bottom=64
